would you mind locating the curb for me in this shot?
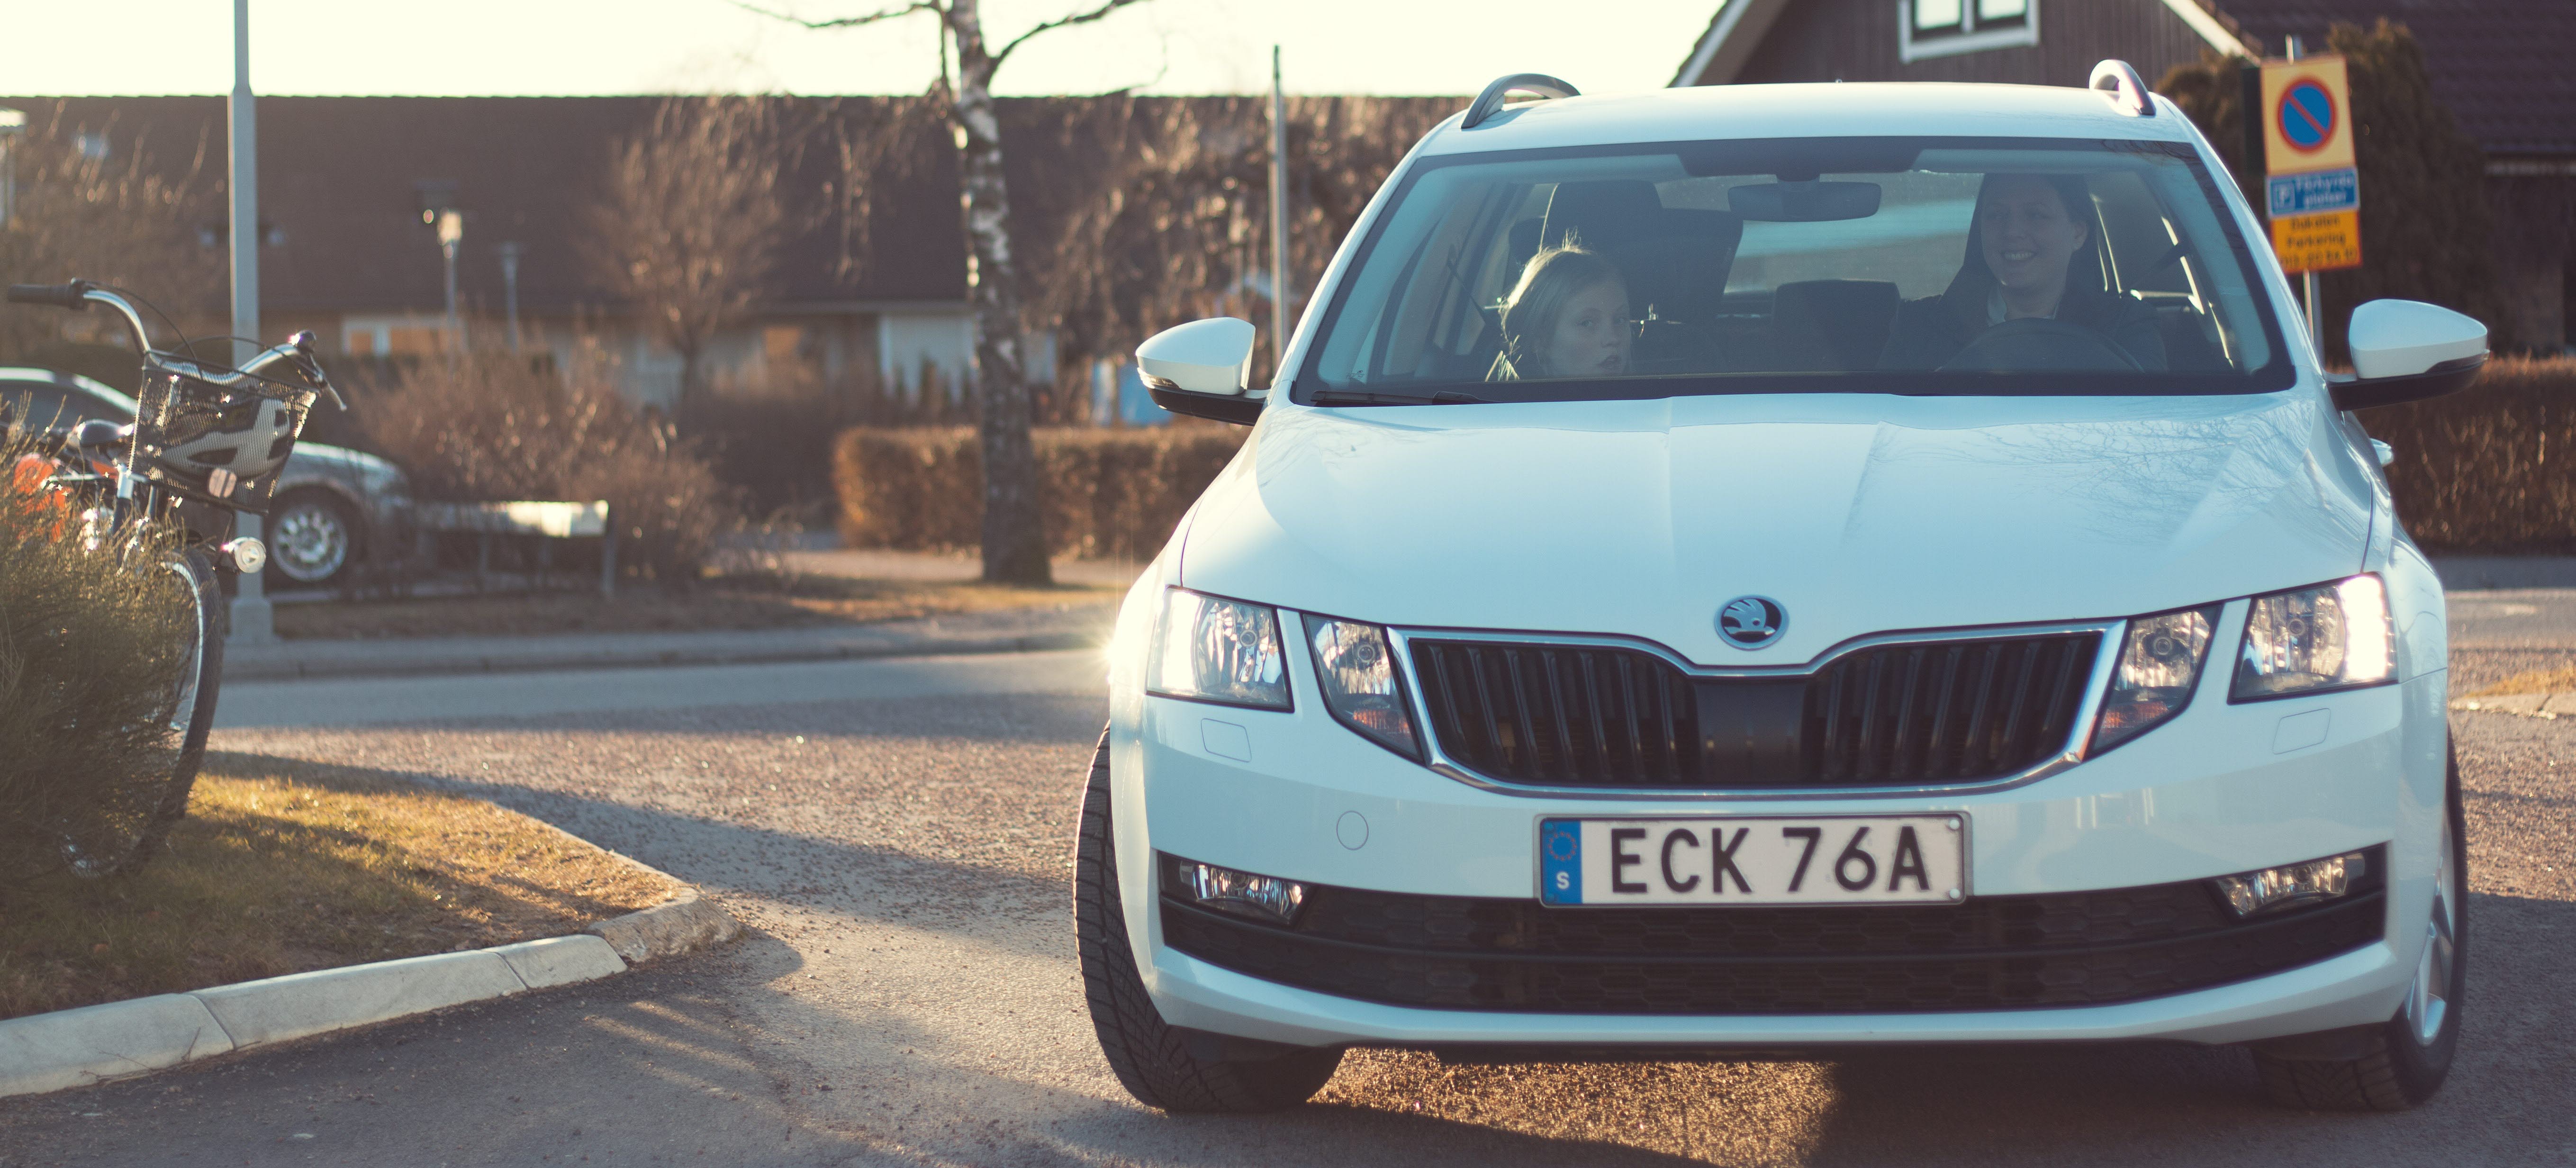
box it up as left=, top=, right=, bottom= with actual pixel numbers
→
left=222, top=628, right=1101, bottom=683
left=2449, top=692, right=2575, bottom=718
left=0, top=869, right=737, bottom=1101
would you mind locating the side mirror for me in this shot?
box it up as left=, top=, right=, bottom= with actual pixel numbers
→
left=1137, top=317, right=1264, bottom=426
left=2330, top=299, right=2488, bottom=411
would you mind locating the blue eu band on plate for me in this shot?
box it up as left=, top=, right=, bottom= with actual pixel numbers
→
left=1540, top=815, right=1968, bottom=906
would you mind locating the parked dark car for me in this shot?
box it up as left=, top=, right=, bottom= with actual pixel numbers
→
left=1, top=366, right=411, bottom=588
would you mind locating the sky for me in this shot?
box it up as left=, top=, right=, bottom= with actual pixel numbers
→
left=3, top=1, right=1717, bottom=98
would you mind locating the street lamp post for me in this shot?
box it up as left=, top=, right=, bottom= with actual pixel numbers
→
left=226, top=0, right=274, bottom=646
left=0, top=107, right=25, bottom=228
left=435, top=208, right=465, bottom=353
left=497, top=240, right=523, bottom=353
left=1269, top=47, right=1290, bottom=375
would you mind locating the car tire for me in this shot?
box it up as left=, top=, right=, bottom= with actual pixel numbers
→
left=266, top=490, right=361, bottom=589
left=1074, top=726, right=1344, bottom=1113
left=2253, top=743, right=2468, bottom=1111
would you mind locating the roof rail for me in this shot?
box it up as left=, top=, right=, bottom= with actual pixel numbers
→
left=2088, top=59, right=2155, bottom=118
left=1461, top=73, right=1580, bottom=130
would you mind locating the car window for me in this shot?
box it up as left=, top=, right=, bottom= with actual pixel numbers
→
left=1301, top=136, right=2287, bottom=402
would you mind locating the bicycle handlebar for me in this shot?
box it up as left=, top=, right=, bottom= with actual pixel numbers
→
left=7, top=279, right=343, bottom=409
left=7, top=281, right=93, bottom=310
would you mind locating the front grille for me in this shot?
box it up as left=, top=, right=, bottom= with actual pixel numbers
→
left=1159, top=852, right=2386, bottom=1015
left=1809, top=635, right=2097, bottom=784
left=1409, top=632, right=2100, bottom=789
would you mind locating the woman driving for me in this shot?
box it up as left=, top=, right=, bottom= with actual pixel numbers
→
left=1878, top=172, right=2166, bottom=371
left=1489, top=243, right=1634, bottom=380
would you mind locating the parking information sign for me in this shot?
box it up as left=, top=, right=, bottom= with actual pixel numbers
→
left=2260, top=56, right=2361, bottom=273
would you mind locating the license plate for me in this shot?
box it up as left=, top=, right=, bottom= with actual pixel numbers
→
left=1538, top=815, right=1968, bottom=906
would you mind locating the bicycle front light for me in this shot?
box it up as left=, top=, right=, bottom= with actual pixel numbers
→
left=2232, top=575, right=2394, bottom=701
left=1147, top=588, right=1288, bottom=709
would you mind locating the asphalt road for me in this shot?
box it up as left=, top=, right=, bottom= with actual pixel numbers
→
left=6, top=605, right=2576, bottom=1166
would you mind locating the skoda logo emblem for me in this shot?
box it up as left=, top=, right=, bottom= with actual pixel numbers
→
left=1717, top=596, right=1786, bottom=649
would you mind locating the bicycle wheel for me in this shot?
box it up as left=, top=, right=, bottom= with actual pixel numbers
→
left=129, top=549, right=225, bottom=871
left=60, top=548, right=224, bottom=878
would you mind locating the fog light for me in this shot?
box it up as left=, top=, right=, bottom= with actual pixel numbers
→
left=1175, top=859, right=1305, bottom=925
left=2213, top=851, right=2364, bottom=917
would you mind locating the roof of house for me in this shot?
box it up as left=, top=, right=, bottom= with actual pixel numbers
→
left=1671, top=0, right=2576, bottom=157
left=2216, top=0, right=2576, bottom=155
left=0, top=96, right=972, bottom=317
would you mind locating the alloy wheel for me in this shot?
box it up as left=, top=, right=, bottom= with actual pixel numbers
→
left=2404, top=805, right=2459, bottom=1047
left=272, top=497, right=351, bottom=583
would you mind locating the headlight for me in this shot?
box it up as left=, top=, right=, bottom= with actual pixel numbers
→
left=1306, top=617, right=1420, bottom=759
left=2231, top=575, right=2394, bottom=701
left=1148, top=588, right=1288, bottom=709
left=2092, top=605, right=2220, bottom=753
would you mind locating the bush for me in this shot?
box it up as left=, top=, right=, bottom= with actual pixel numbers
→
left=0, top=433, right=195, bottom=883
left=834, top=426, right=1247, bottom=560
left=356, top=349, right=737, bottom=581
left=2367, top=357, right=2576, bottom=552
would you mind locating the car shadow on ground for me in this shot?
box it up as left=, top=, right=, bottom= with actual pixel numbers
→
left=199, top=747, right=1085, bottom=964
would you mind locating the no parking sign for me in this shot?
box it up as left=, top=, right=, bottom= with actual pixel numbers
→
left=2260, top=55, right=2361, bottom=273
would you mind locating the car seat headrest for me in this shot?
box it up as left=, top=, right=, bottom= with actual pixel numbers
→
left=1541, top=181, right=1666, bottom=248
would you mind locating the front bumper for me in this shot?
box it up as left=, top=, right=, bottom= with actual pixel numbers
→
left=1109, top=631, right=2449, bottom=1050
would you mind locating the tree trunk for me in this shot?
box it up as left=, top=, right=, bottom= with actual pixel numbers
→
left=947, top=0, right=1052, bottom=586
left=676, top=341, right=704, bottom=435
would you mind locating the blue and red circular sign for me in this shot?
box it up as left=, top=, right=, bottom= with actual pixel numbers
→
left=2277, top=79, right=2337, bottom=153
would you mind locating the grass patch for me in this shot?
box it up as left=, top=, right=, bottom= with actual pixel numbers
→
left=273, top=573, right=1114, bottom=640
left=2465, top=667, right=2576, bottom=697
left=0, top=752, right=675, bottom=1021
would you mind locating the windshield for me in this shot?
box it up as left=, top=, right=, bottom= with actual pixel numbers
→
left=1299, top=136, right=2289, bottom=402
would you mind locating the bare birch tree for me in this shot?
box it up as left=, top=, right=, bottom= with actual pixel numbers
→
left=748, top=0, right=1154, bottom=586
left=583, top=96, right=794, bottom=431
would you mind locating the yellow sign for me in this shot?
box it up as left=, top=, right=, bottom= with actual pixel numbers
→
left=2261, top=56, right=2355, bottom=174
left=2270, top=209, right=2362, bottom=273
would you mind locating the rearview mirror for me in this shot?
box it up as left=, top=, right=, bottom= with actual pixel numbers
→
left=2330, top=299, right=2488, bottom=411
left=1137, top=317, right=1264, bottom=425
left=1727, top=181, right=1881, bottom=222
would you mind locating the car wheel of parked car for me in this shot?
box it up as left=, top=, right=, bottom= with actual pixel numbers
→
left=1074, top=727, right=1344, bottom=1113
left=2254, top=744, right=2468, bottom=1111
left=266, top=491, right=359, bottom=589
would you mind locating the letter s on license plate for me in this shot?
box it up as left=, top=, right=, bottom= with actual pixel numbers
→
left=1538, top=816, right=1967, bottom=906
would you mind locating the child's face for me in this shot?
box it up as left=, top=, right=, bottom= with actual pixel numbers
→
left=1545, top=280, right=1632, bottom=377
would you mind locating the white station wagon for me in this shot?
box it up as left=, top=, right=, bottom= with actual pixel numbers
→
left=1074, top=65, right=2487, bottom=1114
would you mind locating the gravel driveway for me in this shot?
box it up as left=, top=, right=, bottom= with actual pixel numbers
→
left=2, top=648, right=2570, bottom=1166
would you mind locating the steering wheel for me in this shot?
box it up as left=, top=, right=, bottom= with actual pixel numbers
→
left=1938, top=317, right=2140, bottom=373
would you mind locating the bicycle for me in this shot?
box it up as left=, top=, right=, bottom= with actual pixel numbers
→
left=4, top=279, right=343, bottom=877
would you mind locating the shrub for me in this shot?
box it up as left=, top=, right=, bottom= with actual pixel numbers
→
left=2367, top=357, right=2576, bottom=552
left=355, top=349, right=737, bottom=580
left=834, top=426, right=1247, bottom=560
left=0, top=431, right=195, bottom=884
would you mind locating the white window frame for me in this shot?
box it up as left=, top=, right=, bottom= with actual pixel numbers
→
left=1898, top=0, right=2040, bottom=63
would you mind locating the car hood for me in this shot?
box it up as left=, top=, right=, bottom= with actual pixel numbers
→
left=1180, top=390, right=2376, bottom=665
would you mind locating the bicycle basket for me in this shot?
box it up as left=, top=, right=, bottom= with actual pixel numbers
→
left=129, top=366, right=317, bottom=513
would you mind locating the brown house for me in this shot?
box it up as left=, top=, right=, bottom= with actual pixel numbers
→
left=0, top=95, right=987, bottom=410
left=1671, top=0, right=2576, bottom=352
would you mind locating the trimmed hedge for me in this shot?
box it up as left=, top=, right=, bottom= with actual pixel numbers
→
left=2368, top=357, right=2576, bottom=553
left=833, top=426, right=1246, bottom=560
left=833, top=361, right=2576, bottom=561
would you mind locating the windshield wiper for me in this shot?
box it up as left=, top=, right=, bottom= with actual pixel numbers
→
left=1307, top=388, right=1491, bottom=406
